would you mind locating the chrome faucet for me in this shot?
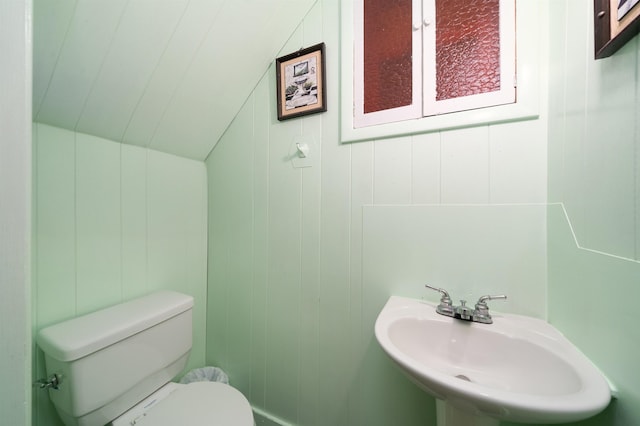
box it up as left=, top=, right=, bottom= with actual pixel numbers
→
left=425, top=284, right=507, bottom=324
left=424, top=284, right=455, bottom=316
left=473, top=294, right=508, bottom=323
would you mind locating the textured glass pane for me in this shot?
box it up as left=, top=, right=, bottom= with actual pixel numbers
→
left=363, top=0, right=413, bottom=113
left=435, top=0, right=501, bottom=101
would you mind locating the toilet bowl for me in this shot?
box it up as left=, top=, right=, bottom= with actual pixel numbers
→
left=112, top=382, right=253, bottom=426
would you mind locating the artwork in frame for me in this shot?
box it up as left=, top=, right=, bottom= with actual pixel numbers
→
left=276, top=43, right=327, bottom=120
left=594, top=0, right=640, bottom=58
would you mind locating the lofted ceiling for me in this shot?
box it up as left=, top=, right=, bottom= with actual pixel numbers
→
left=33, top=0, right=316, bottom=161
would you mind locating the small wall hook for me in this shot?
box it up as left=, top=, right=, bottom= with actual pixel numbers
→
left=296, top=143, right=309, bottom=158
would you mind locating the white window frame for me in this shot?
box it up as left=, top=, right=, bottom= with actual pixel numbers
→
left=341, top=0, right=542, bottom=143
left=353, top=0, right=423, bottom=128
left=422, top=0, right=516, bottom=116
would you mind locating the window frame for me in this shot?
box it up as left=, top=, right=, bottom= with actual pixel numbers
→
left=341, top=0, right=542, bottom=143
left=422, top=0, right=516, bottom=116
left=353, top=0, right=423, bottom=128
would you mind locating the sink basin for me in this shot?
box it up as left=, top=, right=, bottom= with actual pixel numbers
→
left=375, top=296, right=611, bottom=424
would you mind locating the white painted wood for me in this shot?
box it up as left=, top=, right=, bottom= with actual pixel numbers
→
left=122, top=0, right=226, bottom=148
left=373, top=137, right=413, bottom=204
left=556, top=0, right=589, bottom=246
left=33, top=0, right=317, bottom=160
left=262, top=29, right=304, bottom=424
left=636, top=39, right=640, bottom=261
left=76, top=0, right=189, bottom=142
left=341, top=0, right=542, bottom=143
left=362, top=205, right=548, bottom=319
left=316, top=1, right=356, bottom=419
left=248, top=75, right=270, bottom=409
left=149, top=0, right=318, bottom=159
left=120, top=144, right=148, bottom=300
left=36, top=0, right=129, bottom=129
left=348, top=139, right=374, bottom=426
left=75, top=133, right=122, bottom=315
left=33, top=125, right=78, bottom=425
left=34, top=125, right=77, bottom=326
left=32, top=0, right=76, bottom=115
left=423, top=0, right=516, bottom=116
left=411, top=132, right=441, bottom=204
left=297, top=13, right=324, bottom=423
left=489, top=121, right=547, bottom=204
left=440, top=127, right=490, bottom=204
left=203, top=1, right=555, bottom=424
left=352, top=0, right=423, bottom=128
left=0, top=2, right=32, bottom=424
left=34, top=126, right=208, bottom=424
left=582, top=46, right=636, bottom=259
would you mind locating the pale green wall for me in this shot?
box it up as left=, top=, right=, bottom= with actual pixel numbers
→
left=547, top=1, right=640, bottom=425
left=0, top=1, right=32, bottom=425
left=205, top=1, right=554, bottom=425
left=32, top=123, right=208, bottom=425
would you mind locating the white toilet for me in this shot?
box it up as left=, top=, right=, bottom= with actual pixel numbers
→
left=36, top=291, right=254, bottom=426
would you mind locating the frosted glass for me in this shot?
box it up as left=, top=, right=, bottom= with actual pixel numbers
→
left=435, top=0, right=501, bottom=101
left=363, top=0, right=413, bottom=113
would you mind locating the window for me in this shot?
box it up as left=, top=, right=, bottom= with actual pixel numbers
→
left=355, top=0, right=516, bottom=128
left=340, top=0, right=548, bottom=142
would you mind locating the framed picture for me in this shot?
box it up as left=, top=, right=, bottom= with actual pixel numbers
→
left=276, top=43, right=327, bottom=120
left=594, top=0, right=640, bottom=58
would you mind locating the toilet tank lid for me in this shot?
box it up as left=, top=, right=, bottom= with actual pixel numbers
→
left=37, top=291, right=194, bottom=362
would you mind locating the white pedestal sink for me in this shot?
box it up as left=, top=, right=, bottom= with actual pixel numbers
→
left=374, top=296, right=612, bottom=425
left=437, top=400, right=499, bottom=426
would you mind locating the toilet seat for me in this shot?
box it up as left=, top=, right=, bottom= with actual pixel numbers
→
left=113, top=382, right=253, bottom=426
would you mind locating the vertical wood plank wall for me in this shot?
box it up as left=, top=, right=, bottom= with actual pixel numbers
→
left=27, top=0, right=640, bottom=425
left=33, top=123, right=208, bottom=425
left=205, top=1, right=548, bottom=425
left=0, top=0, right=32, bottom=424
left=547, top=1, right=640, bottom=425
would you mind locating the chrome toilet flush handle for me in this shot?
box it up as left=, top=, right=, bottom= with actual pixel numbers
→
left=34, top=373, right=60, bottom=390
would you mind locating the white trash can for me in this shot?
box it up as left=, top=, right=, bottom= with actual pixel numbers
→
left=179, top=366, right=229, bottom=385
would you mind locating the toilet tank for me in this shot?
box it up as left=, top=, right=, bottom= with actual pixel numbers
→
left=36, top=291, right=194, bottom=426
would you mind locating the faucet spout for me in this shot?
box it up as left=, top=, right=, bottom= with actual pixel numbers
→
left=454, top=300, right=474, bottom=321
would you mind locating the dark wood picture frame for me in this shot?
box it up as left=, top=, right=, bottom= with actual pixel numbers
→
left=594, top=0, right=640, bottom=58
left=276, top=43, right=327, bottom=121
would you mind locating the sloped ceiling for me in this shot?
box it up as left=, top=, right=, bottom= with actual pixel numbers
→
left=33, top=0, right=316, bottom=161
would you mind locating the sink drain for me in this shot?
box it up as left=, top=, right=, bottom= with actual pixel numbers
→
left=455, top=374, right=471, bottom=382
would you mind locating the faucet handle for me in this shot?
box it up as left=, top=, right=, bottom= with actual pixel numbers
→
left=424, top=284, right=451, bottom=301
left=476, top=294, right=507, bottom=307
left=473, top=294, right=507, bottom=324
left=425, top=284, right=455, bottom=316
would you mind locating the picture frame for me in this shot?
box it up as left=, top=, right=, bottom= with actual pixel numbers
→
left=594, top=0, right=640, bottom=59
left=276, top=43, right=327, bottom=120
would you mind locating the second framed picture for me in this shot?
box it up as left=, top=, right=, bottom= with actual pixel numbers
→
left=276, top=43, right=326, bottom=121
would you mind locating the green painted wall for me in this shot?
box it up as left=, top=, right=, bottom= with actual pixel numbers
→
left=26, top=0, right=640, bottom=425
left=204, top=1, right=564, bottom=426
left=32, top=123, right=208, bottom=425
left=547, top=1, right=640, bottom=425
left=0, top=1, right=32, bottom=425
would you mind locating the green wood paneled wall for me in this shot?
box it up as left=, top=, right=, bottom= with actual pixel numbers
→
left=33, top=123, right=208, bottom=425
left=205, top=1, right=553, bottom=425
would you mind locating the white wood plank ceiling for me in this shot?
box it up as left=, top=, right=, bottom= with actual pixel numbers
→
left=33, top=0, right=316, bottom=160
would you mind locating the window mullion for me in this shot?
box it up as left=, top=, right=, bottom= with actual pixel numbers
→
left=422, top=0, right=436, bottom=116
